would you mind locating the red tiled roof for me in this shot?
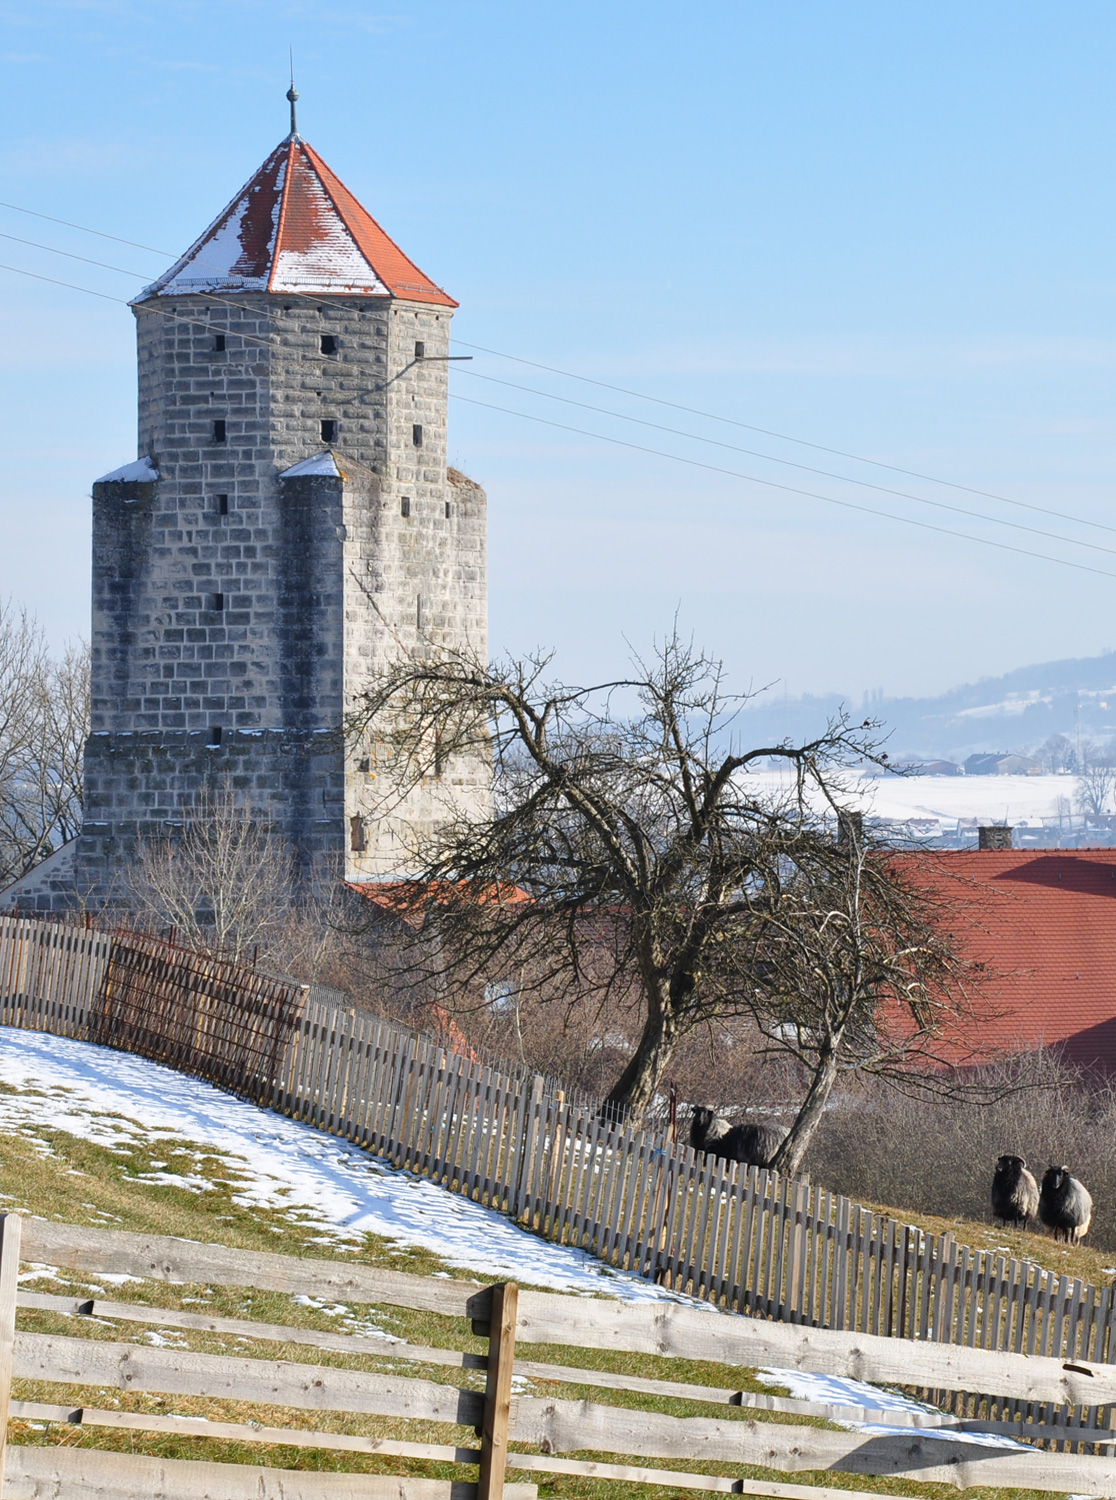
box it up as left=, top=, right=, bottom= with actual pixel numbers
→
left=346, top=880, right=531, bottom=928
left=902, top=848, right=1116, bottom=1074
left=138, top=139, right=455, bottom=306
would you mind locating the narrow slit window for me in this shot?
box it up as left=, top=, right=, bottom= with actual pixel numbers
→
left=320, top=334, right=338, bottom=355
left=208, top=592, right=224, bottom=612
left=400, top=497, right=411, bottom=517
left=414, top=341, right=425, bottom=359
left=207, top=725, right=223, bottom=747
left=213, top=333, right=226, bottom=352
left=216, top=494, right=229, bottom=516
left=412, top=424, right=423, bottom=447
left=350, top=814, right=367, bottom=852
left=416, top=595, right=423, bottom=631
left=444, top=501, right=452, bottom=519
left=213, top=419, right=227, bottom=444
left=321, top=419, right=337, bottom=443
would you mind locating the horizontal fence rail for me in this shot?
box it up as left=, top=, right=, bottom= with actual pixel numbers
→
left=8, top=1217, right=1116, bottom=1498
left=1, top=913, right=1115, bottom=1449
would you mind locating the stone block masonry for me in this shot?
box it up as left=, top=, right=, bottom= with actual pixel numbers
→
left=0, top=131, right=491, bottom=911
left=4, top=293, right=488, bottom=911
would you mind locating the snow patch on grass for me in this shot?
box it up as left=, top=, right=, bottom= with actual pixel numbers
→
left=0, top=1029, right=692, bottom=1301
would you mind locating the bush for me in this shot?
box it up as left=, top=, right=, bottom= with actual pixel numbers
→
left=806, top=1053, right=1116, bottom=1249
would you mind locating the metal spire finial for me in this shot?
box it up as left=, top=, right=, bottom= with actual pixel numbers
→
left=287, top=50, right=300, bottom=141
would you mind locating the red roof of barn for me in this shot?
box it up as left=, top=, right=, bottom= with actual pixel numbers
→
left=903, top=848, right=1116, bottom=1074
left=138, top=138, right=456, bottom=306
left=346, top=880, right=531, bottom=928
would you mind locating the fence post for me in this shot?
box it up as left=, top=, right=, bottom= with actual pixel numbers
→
left=478, top=1281, right=518, bottom=1500
left=0, top=1213, right=22, bottom=1489
left=512, top=1075, right=544, bottom=1221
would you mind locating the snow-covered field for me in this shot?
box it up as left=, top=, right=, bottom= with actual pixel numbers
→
left=744, top=768, right=1074, bottom=829
left=0, top=1027, right=1027, bottom=1443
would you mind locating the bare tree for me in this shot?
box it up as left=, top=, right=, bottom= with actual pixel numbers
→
left=351, top=636, right=979, bottom=1152
left=125, top=784, right=300, bottom=965
left=0, top=602, right=89, bottom=885
left=1075, top=741, right=1116, bottom=819
left=1037, top=733, right=1075, bottom=774
left=740, top=826, right=982, bottom=1175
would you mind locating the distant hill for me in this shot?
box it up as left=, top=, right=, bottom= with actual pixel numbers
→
left=734, top=651, right=1116, bottom=762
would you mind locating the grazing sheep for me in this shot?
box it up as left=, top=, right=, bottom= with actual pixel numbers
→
left=689, top=1106, right=784, bottom=1168
left=990, top=1154, right=1039, bottom=1230
left=1038, top=1165, right=1093, bottom=1243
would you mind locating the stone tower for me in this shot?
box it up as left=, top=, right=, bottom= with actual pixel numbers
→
left=3, top=108, right=488, bottom=910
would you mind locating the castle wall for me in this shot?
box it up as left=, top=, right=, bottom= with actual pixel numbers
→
left=53, top=285, right=489, bottom=906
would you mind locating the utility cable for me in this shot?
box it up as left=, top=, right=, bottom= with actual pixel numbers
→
left=448, top=390, right=1116, bottom=584
left=451, top=338, right=1116, bottom=538
left=0, top=227, right=153, bottom=280
left=1, top=253, right=1113, bottom=584
left=453, top=367, right=1116, bottom=558
left=0, top=260, right=281, bottom=354
left=0, top=192, right=1108, bottom=543
left=2, top=218, right=1113, bottom=584
left=5, top=225, right=1116, bottom=563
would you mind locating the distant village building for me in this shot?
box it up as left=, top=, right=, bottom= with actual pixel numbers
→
left=895, top=758, right=962, bottom=776
left=2, top=96, right=488, bottom=911
left=963, top=752, right=1041, bottom=776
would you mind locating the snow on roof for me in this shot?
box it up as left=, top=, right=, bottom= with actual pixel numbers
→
left=95, top=457, right=159, bottom=484
left=138, top=139, right=455, bottom=306
left=281, top=451, right=342, bottom=478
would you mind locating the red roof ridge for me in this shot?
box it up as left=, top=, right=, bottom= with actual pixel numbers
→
left=297, top=141, right=456, bottom=307
left=139, top=136, right=456, bottom=307
left=266, top=139, right=299, bottom=297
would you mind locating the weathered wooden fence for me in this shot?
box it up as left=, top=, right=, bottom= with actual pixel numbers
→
left=1, top=912, right=1115, bottom=1440
left=6, top=1215, right=1116, bottom=1496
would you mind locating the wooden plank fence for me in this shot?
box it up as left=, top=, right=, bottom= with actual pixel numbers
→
left=5, top=1216, right=1116, bottom=1496
left=2, top=913, right=1115, bottom=1447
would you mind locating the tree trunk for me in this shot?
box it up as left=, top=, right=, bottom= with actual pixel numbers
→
left=769, top=1042, right=840, bottom=1177
left=602, top=998, right=680, bottom=1122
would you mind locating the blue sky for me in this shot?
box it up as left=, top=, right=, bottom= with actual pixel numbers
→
left=3, top=1, right=1116, bottom=702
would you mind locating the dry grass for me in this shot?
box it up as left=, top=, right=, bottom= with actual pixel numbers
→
left=809, top=1060, right=1116, bottom=1258
left=0, top=1087, right=1074, bottom=1500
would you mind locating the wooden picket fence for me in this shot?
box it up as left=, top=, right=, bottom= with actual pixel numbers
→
left=4, top=1214, right=1116, bottom=1496
left=2, top=911, right=1116, bottom=1447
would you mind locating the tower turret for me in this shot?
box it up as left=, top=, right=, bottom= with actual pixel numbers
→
left=3, top=108, right=488, bottom=910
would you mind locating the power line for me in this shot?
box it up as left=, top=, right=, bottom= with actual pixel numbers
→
left=451, top=338, right=1116, bottom=538
left=1, top=252, right=1113, bottom=584
left=8, top=221, right=1116, bottom=566
left=0, top=198, right=184, bottom=261
left=0, top=260, right=281, bottom=354
left=449, top=390, right=1116, bottom=584
left=454, top=367, right=1116, bottom=559
left=0, top=227, right=150, bottom=280
left=1, top=192, right=1108, bottom=545
left=1, top=208, right=1112, bottom=586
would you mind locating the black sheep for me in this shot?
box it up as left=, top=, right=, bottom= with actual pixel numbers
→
left=689, top=1106, right=784, bottom=1168
left=1038, top=1165, right=1093, bottom=1243
left=990, top=1154, right=1039, bottom=1230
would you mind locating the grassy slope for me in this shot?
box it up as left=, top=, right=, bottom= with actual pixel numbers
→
left=855, top=1199, right=1114, bottom=1287
left=0, top=1083, right=1068, bottom=1500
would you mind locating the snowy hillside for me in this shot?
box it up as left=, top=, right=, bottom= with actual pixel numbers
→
left=0, top=1026, right=1008, bottom=1439
left=734, top=649, right=1116, bottom=761
left=0, top=1029, right=672, bottom=1300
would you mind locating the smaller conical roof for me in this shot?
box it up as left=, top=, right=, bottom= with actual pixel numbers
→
left=138, top=138, right=455, bottom=305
